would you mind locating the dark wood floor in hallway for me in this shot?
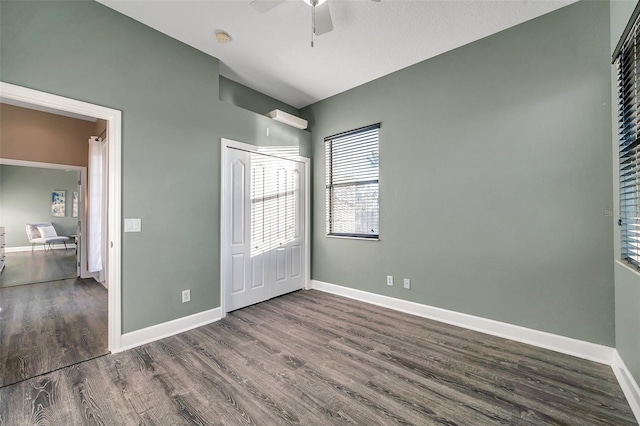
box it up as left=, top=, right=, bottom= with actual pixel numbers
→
left=0, top=278, right=108, bottom=387
left=0, top=289, right=636, bottom=425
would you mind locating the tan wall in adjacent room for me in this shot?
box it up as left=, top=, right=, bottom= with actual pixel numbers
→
left=0, top=103, right=95, bottom=167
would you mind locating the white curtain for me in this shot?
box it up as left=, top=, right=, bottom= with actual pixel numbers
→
left=88, top=136, right=106, bottom=274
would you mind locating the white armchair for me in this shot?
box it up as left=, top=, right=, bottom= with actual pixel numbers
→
left=25, top=223, right=70, bottom=251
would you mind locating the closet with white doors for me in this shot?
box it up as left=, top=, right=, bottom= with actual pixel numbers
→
left=223, top=145, right=306, bottom=312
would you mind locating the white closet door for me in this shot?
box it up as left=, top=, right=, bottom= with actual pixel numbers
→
left=226, top=148, right=305, bottom=312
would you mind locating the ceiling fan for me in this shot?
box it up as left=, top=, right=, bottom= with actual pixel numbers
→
left=250, top=0, right=381, bottom=47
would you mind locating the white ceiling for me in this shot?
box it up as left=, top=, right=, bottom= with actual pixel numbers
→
left=98, top=0, right=577, bottom=109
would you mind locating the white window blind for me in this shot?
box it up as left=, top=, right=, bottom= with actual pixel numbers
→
left=615, top=9, right=640, bottom=271
left=325, top=124, right=380, bottom=238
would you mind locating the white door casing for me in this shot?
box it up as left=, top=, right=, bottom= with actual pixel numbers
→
left=0, top=82, right=123, bottom=352
left=221, top=139, right=309, bottom=315
left=77, top=170, right=82, bottom=278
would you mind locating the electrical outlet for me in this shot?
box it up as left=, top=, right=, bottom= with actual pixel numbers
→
left=387, top=275, right=394, bottom=286
left=182, top=289, right=191, bottom=303
left=403, top=278, right=411, bottom=289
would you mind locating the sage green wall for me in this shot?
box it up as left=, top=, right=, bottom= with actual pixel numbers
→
left=302, top=1, right=614, bottom=345
left=220, top=76, right=300, bottom=117
left=0, top=0, right=310, bottom=333
left=610, top=0, right=640, bottom=384
left=0, top=165, right=78, bottom=247
left=615, top=263, right=640, bottom=381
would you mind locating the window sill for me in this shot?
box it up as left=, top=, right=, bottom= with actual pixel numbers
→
left=615, top=260, right=640, bottom=278
left=326, top=234, right=380, bottom=241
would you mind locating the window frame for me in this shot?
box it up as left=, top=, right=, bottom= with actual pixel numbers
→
left=325, top=123, right=380, bottom=240
left=614, top=4, right=640, bottom=272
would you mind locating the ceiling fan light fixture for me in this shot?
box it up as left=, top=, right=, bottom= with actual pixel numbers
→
left=302, top=0, right=327, bottom=7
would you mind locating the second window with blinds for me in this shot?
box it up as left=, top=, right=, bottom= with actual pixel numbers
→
left=325, top=123, right=380, bottom=239
left=614, top=8, right=640, bottom=271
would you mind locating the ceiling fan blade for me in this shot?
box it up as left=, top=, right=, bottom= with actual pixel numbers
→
left=250, top=0, right=285, bottom=13
left=314, top=1, right=333, bottom=36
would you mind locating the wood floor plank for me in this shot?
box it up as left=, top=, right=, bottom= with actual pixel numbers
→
left=279, top=292, right=633, bottom=424
left=191, top=323, right=387, bottom=425
left=0, top=278, right=108, bottom=388
left=232, top=295, right=630, bottom=425
left=175, top=333, right=298, bottom=424
left=195, top=320, right=367, bottom=424
left=0, top=289, right=636, bottom=425
left=273, top=293, right=631, bottom=415
left=0, top=250, right=76, bottom=289
left=239, top=300, right=526, bottom=424
left=148, top=336, right=274, bottom=424
left=292, top=290, right=621, bottom=392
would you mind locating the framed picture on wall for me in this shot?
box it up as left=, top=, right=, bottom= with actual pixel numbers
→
left=72, top=191, right=78, bottom=217
left=51, top=190, right=66, bottom=217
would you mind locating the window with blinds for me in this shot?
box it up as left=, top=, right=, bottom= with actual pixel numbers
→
left=614, top=7, right=640, bottom=271
left=325, top=124, right=380, bottom=239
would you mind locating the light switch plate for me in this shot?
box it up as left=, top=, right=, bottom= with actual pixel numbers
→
left=124, top=218, right=141, bottom=233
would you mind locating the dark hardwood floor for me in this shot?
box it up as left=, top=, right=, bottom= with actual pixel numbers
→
left=0, top=250, right=77, bottom=288
left=0, top=289, right=636, bottom=425
left=0, top=278, right=108, bottom=388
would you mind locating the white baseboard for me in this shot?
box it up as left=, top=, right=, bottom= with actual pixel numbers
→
left=612, top=351, right=640, bottom=421
left=120, top=307, right=222, bottom=351
left=310, top=280, right=614, bottom=364
left=6, top=244, right=76, bottom=253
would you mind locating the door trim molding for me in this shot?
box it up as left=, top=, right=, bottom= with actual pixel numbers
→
left=220, top=138, right=310, bottom=317
left=0, top=82, right=123, bottom=353
left=303, top=157, right=311, bottom=290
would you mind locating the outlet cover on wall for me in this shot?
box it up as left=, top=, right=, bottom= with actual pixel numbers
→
left=403, top=278, right=411, bottom=289
left=387, top=275, right=394, bottom=286
left=124, top=218, right=141, bottom=232
left=182, top=289, right=191, bottom=303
